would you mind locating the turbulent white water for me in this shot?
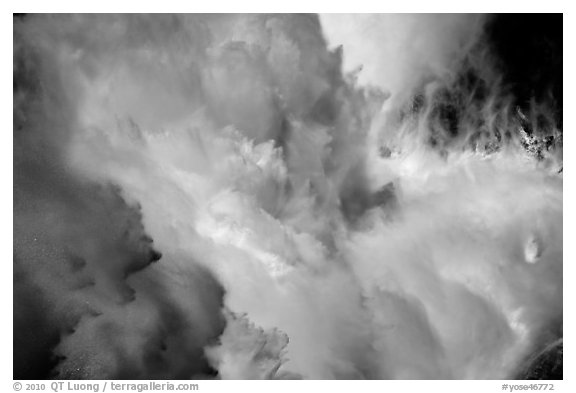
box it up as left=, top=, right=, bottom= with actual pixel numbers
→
left=14, top=14, right=562, bottom=379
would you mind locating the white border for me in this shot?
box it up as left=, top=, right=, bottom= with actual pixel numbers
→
left=2, top=5, right=572, bottom=391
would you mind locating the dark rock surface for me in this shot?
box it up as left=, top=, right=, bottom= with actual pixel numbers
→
left=517, top=339, right=563, bottom=380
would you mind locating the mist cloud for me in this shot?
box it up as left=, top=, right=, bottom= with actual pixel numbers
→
left=14, top=14, right=562, bottom=379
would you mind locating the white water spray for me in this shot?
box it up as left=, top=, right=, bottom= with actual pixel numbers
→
left=14, top=14, right=562, bottom=379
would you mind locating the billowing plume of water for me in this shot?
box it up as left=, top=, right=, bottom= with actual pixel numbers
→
left=13, top=14, right=562, bottom=379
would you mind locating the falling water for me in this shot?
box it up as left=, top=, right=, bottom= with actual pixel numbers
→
left=13, top=14, right=562, bottom=379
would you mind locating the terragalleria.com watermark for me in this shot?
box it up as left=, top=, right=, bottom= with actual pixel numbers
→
left=13, top=381, right=199, bottom=392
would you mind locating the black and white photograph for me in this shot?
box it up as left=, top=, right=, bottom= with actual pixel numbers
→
left=12, top=11, right=564, bottom=382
